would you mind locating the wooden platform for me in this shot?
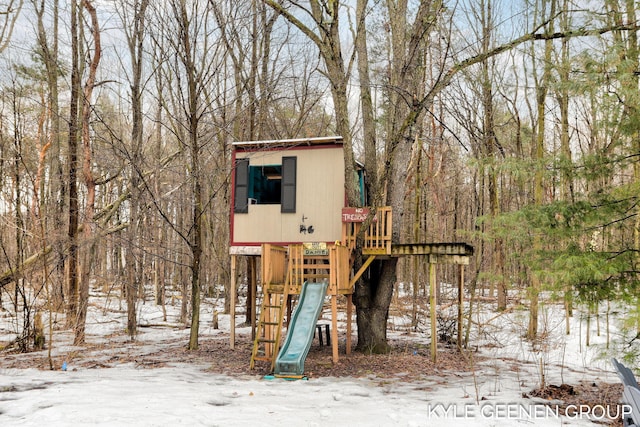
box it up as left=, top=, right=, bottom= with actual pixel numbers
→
left=390, top=243, right=473, bottom=264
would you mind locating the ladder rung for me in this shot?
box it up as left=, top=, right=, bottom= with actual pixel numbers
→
left=253, top=356, right=271, bottom=362
left=264, top=305, right=282, bottom=309
left=258, top=338, right=276, bottom=343
left=262, top=321, right=279, bottom=326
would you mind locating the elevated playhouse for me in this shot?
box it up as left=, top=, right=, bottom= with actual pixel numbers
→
left=228, top=136, right=473, bottom=377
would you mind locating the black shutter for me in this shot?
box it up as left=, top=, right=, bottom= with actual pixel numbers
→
left=234, top=158, right=249, bottom=213
left=281, top=156, right=296, bottom=213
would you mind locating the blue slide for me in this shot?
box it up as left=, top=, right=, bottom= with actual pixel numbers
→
left=274, top=281, right=328, bottom=377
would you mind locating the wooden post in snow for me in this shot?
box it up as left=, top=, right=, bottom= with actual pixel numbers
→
left=331, top=294, right=339, bottom=363
left=458, top=264, right=464, bottom=351
left=429, top=262, right=437, bottom=363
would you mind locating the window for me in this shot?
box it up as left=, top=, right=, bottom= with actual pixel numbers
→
left=233, top=156, right=296, bottom=213
left=249, top=165, right=282, bottom=204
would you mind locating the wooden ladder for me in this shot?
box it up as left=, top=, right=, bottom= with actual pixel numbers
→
left=250, top=270, right=292, bottom=371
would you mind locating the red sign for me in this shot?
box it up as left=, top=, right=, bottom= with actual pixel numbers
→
left=342, top=207, right=376, bottom=223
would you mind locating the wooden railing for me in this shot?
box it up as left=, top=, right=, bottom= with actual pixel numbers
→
left=287, top=244, right=334, bottom=295
left=329, top=244, right=351, bottom=295
left=261, top=244, right=287, bottom=288
left=341, top=206, right=392, bottom=255
left=262, top=243, right=354, bottom=295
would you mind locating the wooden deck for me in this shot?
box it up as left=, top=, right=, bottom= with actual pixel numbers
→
left=391, top=242, right=473, bottom=264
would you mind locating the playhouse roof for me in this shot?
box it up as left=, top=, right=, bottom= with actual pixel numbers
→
left=232, top=136, right=343, bottom=151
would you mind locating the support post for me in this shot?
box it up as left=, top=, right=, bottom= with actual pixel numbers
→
left=457, top=264, right=464, bottom=351
left=346, top=294, right=352, bottom=355
left=429, top=262, right=437, bottom=363
left=230, top=254, right=237, bottom=349
left=250, top=257, right=257, bottom=340
left=331, top=294, right=339, bottom=363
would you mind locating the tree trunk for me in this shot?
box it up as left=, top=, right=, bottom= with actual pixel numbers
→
left=479, top=0, right=506, bottom=311
left=75, top=0, right=101, bottom=345
left=528, top=0, right=555, bottom=340
left=355, top=0, right=377, bottom=203
left=65, top=0, right=81, bottom=329
left=121, top=0, right=149, bottom=341
left=556, top=0, right=573, bottom=333
left=35, top=0, right=65, bottom=311
left=355, top=259, right=396, bottom=353
left=354, top=0, right=437, bottom=353
left=173, top=1, right=205, bottom=350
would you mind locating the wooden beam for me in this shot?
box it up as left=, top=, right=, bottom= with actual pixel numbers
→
left=346, top=294, right=352, bottom=355
left=331, top=294, right=339, bottom=363
left=391, top=242, right=474, bottom=257
left=349, top=255, right=377, bottom=288
left=230, top=255, right=237, bottom=349
left=426, top=254, right=470, bottom=265
left=250, top=257, right=257, bottom=341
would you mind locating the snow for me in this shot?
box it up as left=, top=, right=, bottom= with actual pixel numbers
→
left=0, top=291, right=628, bottom=426
left=3, top=363, right=611, bottom=427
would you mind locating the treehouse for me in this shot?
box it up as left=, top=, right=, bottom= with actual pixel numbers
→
left=230, top=136, right=351, bottom=249
left=227, top=136, right=473, bottom=377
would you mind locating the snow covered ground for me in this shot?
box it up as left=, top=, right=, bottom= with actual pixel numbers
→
left=0, top=290, right=629, bottom=426
left=0, top=362, right=619, bottom=427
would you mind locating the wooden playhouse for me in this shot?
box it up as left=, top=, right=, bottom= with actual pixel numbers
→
left=228, top=136, right=473, bottom=374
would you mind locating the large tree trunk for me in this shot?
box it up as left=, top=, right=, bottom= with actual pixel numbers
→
left=355, top=259, right=396, bottom=353
left=353, top=0, right=435, bottom=352
left=65, top=0, right=80, bottom=329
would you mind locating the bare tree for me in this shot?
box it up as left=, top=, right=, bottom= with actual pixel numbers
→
left=65, top=0, right=81, bottom=329
left=0, top=0, right=23, bottom=54
left=33, top=0, right=64, bottom=311
left=149, top=0, right=223, bottom=350
left=75, top=0, right=102, bottom=345
left=115, top=0, right=150, bottom=340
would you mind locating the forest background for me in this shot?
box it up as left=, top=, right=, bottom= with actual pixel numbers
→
left=1, top=0, right=639, bottom=363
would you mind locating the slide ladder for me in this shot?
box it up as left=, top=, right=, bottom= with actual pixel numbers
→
left=274, top=280, right=328, bottom=378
